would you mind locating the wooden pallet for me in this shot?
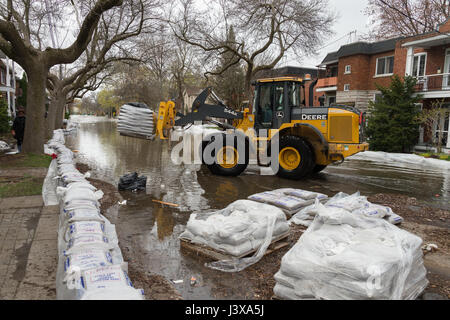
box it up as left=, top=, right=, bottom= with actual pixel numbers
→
left=119, top=132, right=155, bottom=140
left=180, top=232, right=290, bottom=261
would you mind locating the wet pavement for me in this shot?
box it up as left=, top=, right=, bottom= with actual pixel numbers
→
left=66, top=116, right=450, bottom=300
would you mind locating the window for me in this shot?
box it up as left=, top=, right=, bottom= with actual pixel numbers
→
left=376, top=56, right=394, bottom=76
left=287, top=82, right=304, bottom=107
left=0, top=69, right=5, bottom=85
left=256, top=83, right=273, bottom=128
left=345, top=65, right=351, bottom=74
left=413, top=53, right=426, bottom=77
left=344, top=84, right=350, bottom=91
left=374, top=93, right=383, bottom=103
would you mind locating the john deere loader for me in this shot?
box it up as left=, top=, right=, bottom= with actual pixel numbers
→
left=123, top=76, right=369, bottom=180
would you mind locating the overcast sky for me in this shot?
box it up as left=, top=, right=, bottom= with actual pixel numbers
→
left=282, top=0, right=370, bottom=68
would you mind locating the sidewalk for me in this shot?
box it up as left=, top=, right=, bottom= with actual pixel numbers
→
left=0, top=195, right=58, bottom=300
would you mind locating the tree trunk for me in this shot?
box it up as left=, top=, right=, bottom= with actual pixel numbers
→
left=22, top=64, right=49, bottom=154
left=46, top=101, right=57, bottom=138
left=54, top=93, right=66, bottom=130
left=245, top=67, right=254, bottom=112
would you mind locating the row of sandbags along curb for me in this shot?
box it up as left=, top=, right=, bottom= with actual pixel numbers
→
left=44, top=129, right=144, bottom=300
left=181, top=188, right=428, bottom=299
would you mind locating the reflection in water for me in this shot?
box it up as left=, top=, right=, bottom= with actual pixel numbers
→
left=66, top=117, right=450, bottom=300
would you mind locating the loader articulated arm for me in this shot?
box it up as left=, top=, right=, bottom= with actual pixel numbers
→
left=156, top=87, right=249, bottom=139
left=174, top=87, right=244, bottom=126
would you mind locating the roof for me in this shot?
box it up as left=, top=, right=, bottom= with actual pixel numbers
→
left=337, top=37, right=402, bottom=57
left=320, top=37, right=404, bottom=65
left=254, top=66, right=318, bottom=80
left=320, top=51, right=339, bottom=65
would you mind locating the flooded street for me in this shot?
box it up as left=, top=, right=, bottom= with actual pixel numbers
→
left=66, top=117, right=450, bottom=300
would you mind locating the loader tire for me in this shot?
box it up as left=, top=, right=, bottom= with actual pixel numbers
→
left=313, top=165, right=328, bottom=173
left=204, top=134, right=249, bottom=177
left=277, top=136, right=315, bottom=180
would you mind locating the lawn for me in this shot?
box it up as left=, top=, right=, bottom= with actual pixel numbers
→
left=419, top=153, right=450, bottom=161
left=0, top=175, right=44, bottom=198
left=0, top=153, right=52, bottom=168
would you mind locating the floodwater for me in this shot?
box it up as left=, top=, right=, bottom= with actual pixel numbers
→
left=66, top=116, right=450, bottom=300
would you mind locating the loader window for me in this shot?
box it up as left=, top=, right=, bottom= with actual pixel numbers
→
left=274, top=84, right=284, bottom=111
left=257, top=83, right=273, bottom=128
left=288, top=82, right=304, bottom=107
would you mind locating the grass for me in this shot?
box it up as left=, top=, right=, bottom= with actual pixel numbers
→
left=0, top=175, right=44, bottom=198
left=0, top=153, right=52, bottom=168
left=419, top=152, right=450, bottom=161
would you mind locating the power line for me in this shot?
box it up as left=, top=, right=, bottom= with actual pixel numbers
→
left=316, top=31, right=356, bottom=51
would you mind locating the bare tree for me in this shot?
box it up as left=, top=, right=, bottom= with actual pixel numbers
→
left=365, top=0, right=450, bottom=40
left=0, top=0, right=123, bottom=153
left=170, top=0, right=335, bottom=100
left=46, top=0, right=154, bottom=134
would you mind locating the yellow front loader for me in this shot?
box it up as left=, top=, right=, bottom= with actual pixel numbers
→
left=154, top=77, right=368, bottom=180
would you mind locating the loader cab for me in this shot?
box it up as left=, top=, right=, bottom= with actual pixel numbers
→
left=253, top=77, right=306, bottom=131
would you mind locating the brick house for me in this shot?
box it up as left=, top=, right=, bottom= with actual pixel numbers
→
left=316, top=18, right=450, bottom=153
left=315, top=37, right=402, bottom=110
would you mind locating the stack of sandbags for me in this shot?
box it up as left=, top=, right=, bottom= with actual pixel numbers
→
left=117, top=103, right=155, bottom=139
left=274, top=201, right=428, bottom=300
left=248, top=188, right=328, bottom=217
left=44, top=129, right=144, bottom=300
left=180, top=200, right=289, bottom=258
left=290, top=192, right=404, bottom=227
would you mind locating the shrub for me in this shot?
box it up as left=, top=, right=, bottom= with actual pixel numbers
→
left=366, top=75, right=422, bottom=153
left=0, top=98, right=11, bottom=134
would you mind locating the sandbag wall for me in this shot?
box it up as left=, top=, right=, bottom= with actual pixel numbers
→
left=117, top=103, right=155, bottom=139
left=45, top=129, right=144, bottom=300
left=274, top=192, right=428, bottom=300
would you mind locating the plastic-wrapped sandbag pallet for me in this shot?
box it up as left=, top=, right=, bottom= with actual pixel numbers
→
left=44, top=129, right=144, bottom=300
left=180, top=200, right=290, bottom=272
left=274, top=200, right=428, bottom=300
left=248, top=188, right=328, bottom=217
left=117, top=103, right=155, bottom=140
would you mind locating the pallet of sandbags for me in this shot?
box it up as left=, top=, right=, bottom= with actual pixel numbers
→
left=179, top=200, right=290, bottom=272
left=274, top=200, right=428, bottom=300
left=117, top=103, right=155, bottom=139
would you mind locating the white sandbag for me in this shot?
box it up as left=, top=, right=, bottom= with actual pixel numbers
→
left=64, top=221, right=105, bottom=241
left=63, top=209, right=106, bottom=224
left=64, top=188, right=100, bottom=205
left=326, top=192, right=370, bottom=211
left=42, top=159, right=59, bottom=206
left=64, top=249, right=114, bottom=271
left=353, top=204, right=392, bottom=219
left=63, top=201, right=99, bottom=212
left=248, top=190, right=314, bottom=214
left=0, top=140, right=9, bottom=151
left=284, top=189, right=328, bottom=201
left=61, top=264, right=143, bottom=300
left=64, top=234, right=117, bottom=255
left=386, top=212, right=404, bottom=225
